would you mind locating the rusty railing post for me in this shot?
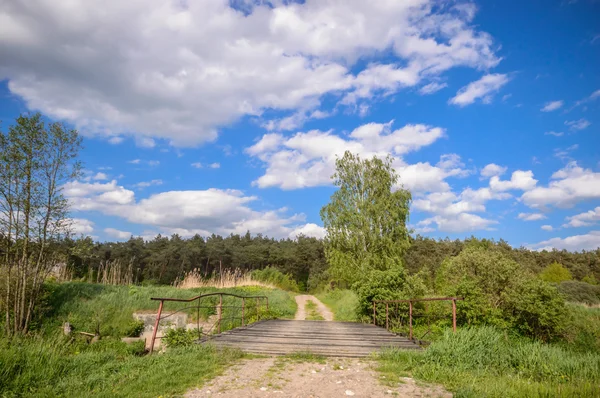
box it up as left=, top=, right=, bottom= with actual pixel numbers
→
left=385, top=302, right=389, bottom=330
left=149, top=300, right=164, bottom=354
left=373, top=301, right=376, bottom=325
left=218, top=294, right=222, bottom=334
left=241, top=297, right=245, bottom=326
left=409, top=300, right=413, bottom=340
left=256, top=297, right=260, bottom=321
left=452, top=298, right=457, bottom=333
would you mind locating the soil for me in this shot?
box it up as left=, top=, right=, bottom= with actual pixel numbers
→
left=294, top=295, right=334, bottom=321
left=185, top=357, right=452, bottom=398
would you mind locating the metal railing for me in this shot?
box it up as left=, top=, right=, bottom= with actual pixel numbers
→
left=373, top=297, right=464, bottom=341
left=149, top=292, right=269, bottom=353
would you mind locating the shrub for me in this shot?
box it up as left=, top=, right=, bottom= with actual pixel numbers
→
left=163, top=327, right=198, bottom=348
left=558, top=280, right=600, bottom=305
left=251, top=267, right=299, bottom=292
left=539, top=262, right=573, bottom=284
left=124, top=319, right=146, bottom=337
left=437, top=246, right=568, bottom=341
left=352, top=267, right=425, bottom=323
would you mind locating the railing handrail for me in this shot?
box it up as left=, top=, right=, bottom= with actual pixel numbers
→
left=150, top=292, right=269, bottom=302
left=373, top=296, right=464, bottom=304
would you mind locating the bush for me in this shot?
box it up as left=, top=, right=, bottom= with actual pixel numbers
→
left=251, top=267, right=299, bottom=292
left=352, top=267, right=426, bottom=323
left=124, top=319, right=145, bottom=337
left=539, top=262, right=573, bottom=284
left=558, top=280, right=600, bottom=305
left=163, top=327, right=199, bottom=348
left=437, top=246, right=568, bottom=341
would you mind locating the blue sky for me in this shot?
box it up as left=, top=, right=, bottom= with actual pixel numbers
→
left=1, top=0, right=599, bottom=251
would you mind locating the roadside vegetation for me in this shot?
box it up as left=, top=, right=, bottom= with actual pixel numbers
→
left=304, top=300, right=325, bottom=321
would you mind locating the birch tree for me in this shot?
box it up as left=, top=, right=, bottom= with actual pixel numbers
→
left=320, top=151, right=411, bottom=285
left=0, top=113, right=82, bottom=336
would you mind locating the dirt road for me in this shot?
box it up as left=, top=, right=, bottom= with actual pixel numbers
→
left=294, top=295, right=334, bottom=321
left=185, top=357, right=451, bottom=397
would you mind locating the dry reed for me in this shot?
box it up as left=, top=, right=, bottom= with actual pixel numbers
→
left=174, top=268, right=275, bottom=289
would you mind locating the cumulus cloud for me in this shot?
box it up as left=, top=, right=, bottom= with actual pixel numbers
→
left=289, top=223, right=326, bottom=239
left=540, top=100, right=563, bottom=112
left=449, top=74, right=510, bottom=106
left=521, top=162, right=600, bottom=209
left=528, top=231, right=600, bottom=252
left=63, top=180, right=318, bottom=239
left=104, top=227, right=132, bottom=240
left=134, top=179, right=163, bottom=189
left=417, top=213, right=498, bottom=233
left=246, top=120, right=453, bottom=191
left=517, top=212, right=547, bottom=221
left=0, top=0, right=499, bottom=146
left=480, top=163, right=507, bottom=178
left=490, top=170, right=537, bottom=191
left=563, top=206, right=600, bottom=228
left=68, top=218, right=95, bottom=235
left=541, top=225, right=553, bottom=231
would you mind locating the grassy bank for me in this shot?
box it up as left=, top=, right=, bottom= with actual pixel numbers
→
left=38, top=282, right=297, bottom=338
left=378, top=326, right=600, bottom=397
left=0, top=336, right=242, bottom=397
left=316, top=289, right=359, bottom=321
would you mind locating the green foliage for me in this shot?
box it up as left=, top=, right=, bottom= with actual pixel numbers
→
left=378, top=326, right=600, bottom=397
left=540, top=261, right=573, bottom=283
left=320, top=151, right=411, bottom=285
left=124, top=319, right=145, bottom=338
left=304, top=300, right=324, bottom=320
left=252, top=266, right=299, bottom=292
left=163, top=327, right=198, bottom=348
left=316, top=289, right=359, bottom=321
left=352, top=268, right=426, bottom=323
left=0, top=335, right=242, bottom=397
left=582, top=274, right=598, bottom=285
left=562, top=304, right=600, bottom=354
left=559, top=280, right=600, bottom=305
left=437, top=246, right=568, bottom=341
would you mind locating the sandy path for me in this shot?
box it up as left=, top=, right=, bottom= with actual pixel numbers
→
left=294, top=295, right=334, bottom=321
left=185, top=357, right=451, bottom=398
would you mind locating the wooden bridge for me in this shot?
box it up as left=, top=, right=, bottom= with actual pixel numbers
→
left=148, top=293, right=464, bottom=357
left=204, top=319, right=420, bottom=357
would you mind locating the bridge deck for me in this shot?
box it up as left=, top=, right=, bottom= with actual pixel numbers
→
left=204, top=319, right=421, bottom=357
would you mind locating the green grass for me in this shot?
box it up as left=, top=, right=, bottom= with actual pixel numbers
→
left=305, top=300, right=324, bottom=320
left=38, top=282, right=297, bottom=338
left=0, top=282, right=298, bottom=397
left=378, top=326, right=600, bottom=397
left=315, top=289, right=358, bottom=321
left=0, top=335, right=243, bottom=397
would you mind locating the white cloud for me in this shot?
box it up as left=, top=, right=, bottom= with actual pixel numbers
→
left=209, top=163, right=220, bottom=169
left=528, top=231, right=600, bottom=252
left=108, top=136, right=124, bottom=145
left=289, top=223, right=326, bottom=239
left=68, top=218, right=95, bottom=235
left=128, top=159, right=141, bottom=164
left=134, top=179, right=163, bottom=189
left=104, top=227, right=132, bottom=240
left=419, top=82, right=448, bottom=95
left=191, top=162, right=203, bottom=169
left=540, top=100, right=563, bottom=112
left=63, top=180, right=317, bottom=239
left=191, top=162, right=220, bottom=169
left=490, top=170, right=537, bottom=192
left=135, top=137, right=156, bottom=148
left=569, top=89, right=600, bottom=111
left=517, top=212, right=547, bottom=221
left=247, top=120, right=449, bottom=190
left=417, top=213, right=498, bottom=233
left=541, top=225, right=553, bottom=231
left=92, top=172, right=108, bottom=181
left=449, top=74, right=510, bottom=107
left=0, top=0, right=499, bottom=146
left=564, top=206, right=600, bottom=228
left=480, top=163, right=507, bottom=178
left=565, top=119, right=591, bottom=131
left=521, top=162, right=600, bottom=209
left=545, top=131, right=564, bottom=137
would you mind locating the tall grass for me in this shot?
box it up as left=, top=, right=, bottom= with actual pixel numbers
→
left=0, top=335, right=242, bottom=397
left=316, top=289, right=359, bottom=321
left=174, top=268, right=276, bottom=289
left=379, top=326, right=600, bottom=397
